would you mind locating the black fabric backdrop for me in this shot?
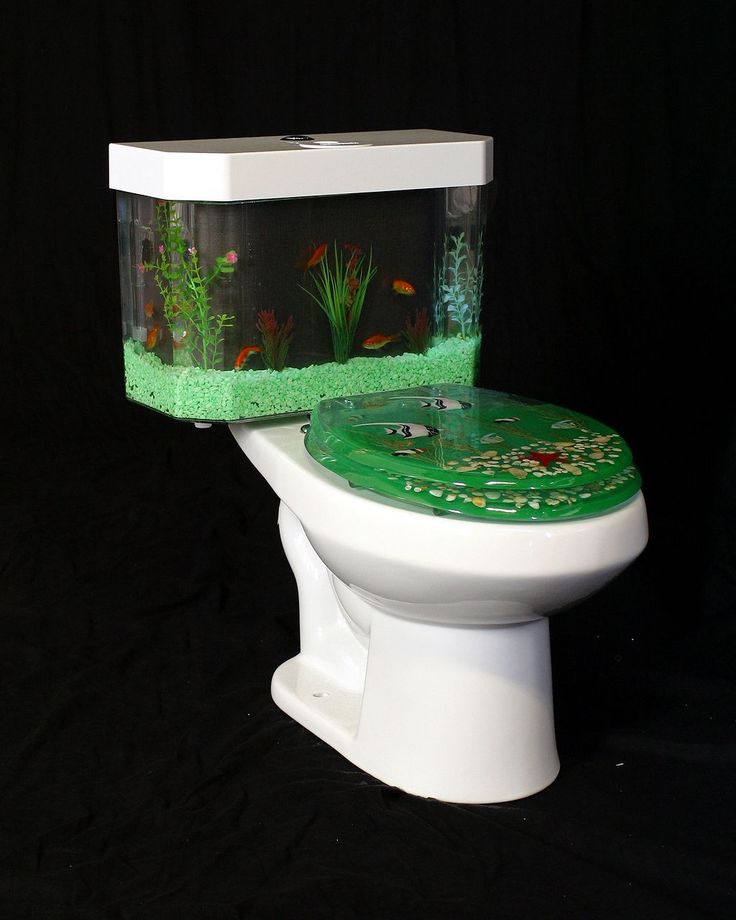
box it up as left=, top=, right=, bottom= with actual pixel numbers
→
left=1, top=2, right=735, bottom=918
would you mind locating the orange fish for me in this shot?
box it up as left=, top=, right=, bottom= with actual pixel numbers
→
left=234, top=344, right=262, bottom=369
left=145, top=324, right=160, bottom=350
left=296, top=243, right=327, bottom=272
left=392, top=279, right=415, bottom=296
left=361, top=333, right=401, bottom=350
left=144, top=301, right=154, bottom=318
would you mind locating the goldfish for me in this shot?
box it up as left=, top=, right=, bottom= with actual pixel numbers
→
left=296, top=242, right=327, bottom=272
left=306, top=243, right=327, bottom=269
left=361, top=333, right=401, bottom=350
left=144, top=301, right=154, bottom=318
left=145, top=325, right=160, bottom=350
left=234, top=345, right=262, bottom=369
left=392, top=279, right=415, bottom=296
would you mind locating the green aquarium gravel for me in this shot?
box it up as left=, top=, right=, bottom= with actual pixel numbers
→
left=123, top=336, right=480, bottom=422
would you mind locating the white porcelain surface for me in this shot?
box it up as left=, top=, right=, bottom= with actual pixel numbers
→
left=229, top=415, right=648, bottom=803
left=231, top=417, right=648, bottom=626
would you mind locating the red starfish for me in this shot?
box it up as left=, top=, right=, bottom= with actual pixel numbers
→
left=527, top=451, right=561, bottom=468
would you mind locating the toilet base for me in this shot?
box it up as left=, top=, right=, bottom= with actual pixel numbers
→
left=273, top=502, right=560, bottom=804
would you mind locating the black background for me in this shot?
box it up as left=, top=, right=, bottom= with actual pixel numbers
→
left=1, top=2, right=735, bottom=918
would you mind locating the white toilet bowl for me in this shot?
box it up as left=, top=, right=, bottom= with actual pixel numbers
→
left=229, top=386, right=648, bottom=804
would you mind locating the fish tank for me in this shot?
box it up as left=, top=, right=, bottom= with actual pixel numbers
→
left=109, top=130, right=494, bottom=423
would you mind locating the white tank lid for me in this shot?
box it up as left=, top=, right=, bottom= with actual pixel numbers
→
left=108, top=129, right=493, bottom=202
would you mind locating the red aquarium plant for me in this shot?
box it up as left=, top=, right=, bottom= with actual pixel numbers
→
left=257, top=309, right=294, bottom=371
left=403, top=307, right=431, bottom=355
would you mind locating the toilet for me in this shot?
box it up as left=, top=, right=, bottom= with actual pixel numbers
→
left=108, top=129, right=647, bottom=803
left=229, top=382, right=648, bottom=804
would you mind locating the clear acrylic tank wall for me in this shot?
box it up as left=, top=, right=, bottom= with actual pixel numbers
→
left=109, top=130, right=493, bottom=422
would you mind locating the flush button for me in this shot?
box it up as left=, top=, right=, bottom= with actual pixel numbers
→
left=298, top=140, right=370, bottom=149
left=281, top=135, right=372, bottom=149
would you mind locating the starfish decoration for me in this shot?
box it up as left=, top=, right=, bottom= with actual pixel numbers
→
left=527, top=451, right=561, bottom=468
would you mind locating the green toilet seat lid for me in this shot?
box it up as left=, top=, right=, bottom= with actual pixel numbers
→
left=304, top=385, right=641, bottom=521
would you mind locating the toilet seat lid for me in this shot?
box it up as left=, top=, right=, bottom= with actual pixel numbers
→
left=304, top=385, right=641, bottom=521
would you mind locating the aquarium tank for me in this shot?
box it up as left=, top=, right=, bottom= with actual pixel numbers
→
left=109, top=130, right=494, bottom=423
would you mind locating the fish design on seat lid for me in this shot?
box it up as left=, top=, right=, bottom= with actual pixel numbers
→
left=354, top=423, right=440, bottom=439
left=387, top=396, right=471, bottom=411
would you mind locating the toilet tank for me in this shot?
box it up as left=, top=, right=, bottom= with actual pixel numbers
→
left=109, top=130, right=494, bottom=423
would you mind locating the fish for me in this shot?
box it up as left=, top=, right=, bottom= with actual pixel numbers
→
left=392, top=448, right=425, bottom=456
left=480, top=433, right=505, bottom=444
left=297, top=242, right=327, bottom=272
left=355, top=423, right=440, bottom=439
left=361, top=333, right=401, bottom=350
left=145, top=324, right=160, bottom=350
left=388, top=396, right=471, bottom=410
left=234, top=345, right=262, bottom=369
left=143, top=301, right=154, bottom=318
left=306, top=243, right=327, bottom=269
left=551, top=419, right=577, bottom=429
left=392, top=279, right=415, bottom=296
left=494, top=417, right=520, bottom=423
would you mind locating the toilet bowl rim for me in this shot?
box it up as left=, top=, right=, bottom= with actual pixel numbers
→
left=231, top=416, right=648, bottom=579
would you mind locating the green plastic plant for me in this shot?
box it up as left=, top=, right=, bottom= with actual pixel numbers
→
left=144, top=201, right=237, bottom=370
left=436, top=231, right=484, bottom=338
left=301, top=242, right=377, bottom=364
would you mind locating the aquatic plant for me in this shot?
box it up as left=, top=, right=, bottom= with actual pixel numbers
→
left=257, top=309, right=294, bottom=371
left=436, top=231, right=484, bottom=338
left=301, top=242, right=377, bottom=364
left=403, top=307, right=431, bottom=355
left=144, top=201, right=237, bottom=370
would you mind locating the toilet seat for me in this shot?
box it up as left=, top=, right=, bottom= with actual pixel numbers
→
left=304, top=384, right=641, bottom=521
